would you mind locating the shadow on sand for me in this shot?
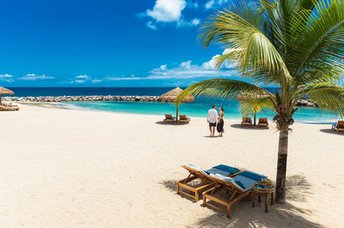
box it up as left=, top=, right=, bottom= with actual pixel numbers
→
left=155, top=121, right=189, bottom=126
left=161, top=175, right=323, bottom=228
left=230, top=124, right=270, bottom=130
left=320, top=128, right=344, bottom=136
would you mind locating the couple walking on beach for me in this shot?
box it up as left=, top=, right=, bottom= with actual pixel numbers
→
left=207, top=104, right=224, bottom=137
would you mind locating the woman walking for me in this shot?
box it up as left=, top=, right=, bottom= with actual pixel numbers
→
left=217, top=107, right=224, bottom=137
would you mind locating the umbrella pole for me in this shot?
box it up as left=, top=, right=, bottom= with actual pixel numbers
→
left=176, top=103, right=179, bottom=123
left=254, top=112, right=257, bottom=126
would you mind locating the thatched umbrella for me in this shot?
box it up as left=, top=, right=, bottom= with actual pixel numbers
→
left=160, top=87, right=194, bottom=122
left=0, top=86, right=14, bottom=104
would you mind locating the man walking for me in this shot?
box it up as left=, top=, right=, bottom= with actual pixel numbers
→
left=207, top=104, right=218, bottom=137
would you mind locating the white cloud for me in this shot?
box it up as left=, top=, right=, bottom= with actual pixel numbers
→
left=180, top=60, right=192, bottom=69
left=147, top=59, right=237, bottom=80
left=205, top=0, right=215, bottom=9
left=147, top=0, right=186, bottom=22
left=0, top=74, right=14, bottom=82
left=73, top=75, right=90, bottom=83
left=142, top=0, right=200, bottom=29
left=76, top=75, right=89, bottom=80
left=202, top=49, right=236, bottom=70
left=105, top=51, right=238, bottom=81
left=160, top=64, right=167, bottom=70
left=146, top=21, right=158, bottom=30
left=176, top=18, right=200, bottom=27
left=191, top=18, right=200, bottom=26
left=91, top=79, right=103, bottom=83
left=18, top=74, right=55, bottom=81
left=205, top=0, right=229, bottom=10
left=107, top=75, right=142, bottom=81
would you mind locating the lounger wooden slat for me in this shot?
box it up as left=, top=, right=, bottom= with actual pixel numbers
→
left=176, top=165, right=216, bottom=202
left=241, top=117, right=252, bottom=127
left=179, top=115, right=190, bottom=124
left=177, top=164, right=240, bottom=202
left=202, top=172, right=266, bottom=218
left=258, top=118, right=269, bottom=128
left=0, top=105, right=19, bottom=111
left=332, top=121, right=344, bottom=132
left=163, top=114, right=175, bottom=123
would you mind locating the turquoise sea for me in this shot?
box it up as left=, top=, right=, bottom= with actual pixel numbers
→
left=64, top=100, right=338, bottom=123
left=8, top=87, right=340, bottom=123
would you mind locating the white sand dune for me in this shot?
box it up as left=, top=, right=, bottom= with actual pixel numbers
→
left=0, top=104, right=343, bottom=227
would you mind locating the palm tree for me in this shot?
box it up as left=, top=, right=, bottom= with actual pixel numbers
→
left=177, top=0, right=344, bottom=204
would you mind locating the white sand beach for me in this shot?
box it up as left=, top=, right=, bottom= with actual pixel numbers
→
left=0, top=104, right=343, bottom=227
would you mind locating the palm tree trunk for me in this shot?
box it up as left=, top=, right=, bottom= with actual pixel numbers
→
left=275, top=128, right=289, bottom=204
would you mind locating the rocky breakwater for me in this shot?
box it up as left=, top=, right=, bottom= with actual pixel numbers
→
left=296, top=98, right=318, bottom=107
left=4, top=95, right=161, bottom=103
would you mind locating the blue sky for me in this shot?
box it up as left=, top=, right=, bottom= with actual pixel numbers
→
left=0, top=0, right=241, bottom=87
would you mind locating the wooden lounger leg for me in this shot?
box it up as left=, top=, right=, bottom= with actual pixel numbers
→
left=195, top=191, right=199, bottom=202
left=202, top=193, right=207, bottom=207
left=176, top=182, right=180, bottom=194
left=226, top=205, right=232, bottom=218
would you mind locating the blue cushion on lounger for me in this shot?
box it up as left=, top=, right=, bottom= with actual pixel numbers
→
left=213, top=174, right=246, bottom=192
left=238, top=171, right=266, bottom=182
left=206, top=168, right=230, bottom=176
left=234, top=180, right=245, bottom=190
left=212, top=164, right=240, bottom=175
left=233, top=175, right=258, bottom=190
left=212, top=173, right=234, bottom=182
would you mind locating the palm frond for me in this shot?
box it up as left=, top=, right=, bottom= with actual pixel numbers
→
left=176, top=79, right=274, bottom=104
left=239, top=95, right=275, bottom=116
left=297, top=82, right=344, bottom=114
left=198, top=0, right=293, bottom=85
left=290, top=0, right=344, bottom=83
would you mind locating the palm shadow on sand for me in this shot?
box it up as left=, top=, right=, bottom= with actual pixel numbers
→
left=161, top=175, right=323, bottom=227
left=155, top=121, right=189, bottom=126
left=230, top=124, right=270, bottom=130
left=320, top=128, right=344, bottom=136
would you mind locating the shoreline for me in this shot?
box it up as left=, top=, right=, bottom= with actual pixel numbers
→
left=18, top=102, right=337, bottom=125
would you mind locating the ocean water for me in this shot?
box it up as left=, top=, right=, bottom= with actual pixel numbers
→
left=7, top=87, right=340, bottom=123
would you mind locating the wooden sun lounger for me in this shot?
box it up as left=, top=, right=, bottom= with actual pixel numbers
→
left=163, top=114, right=175, bottom=122
left=0, top=105, right=19, bottom=111
left=258, top=118, right=269, bottom=128
left=177, top=165, right=215, bottom=202
left=179, top=115, right=190, bottom=123
left=176, top=164, right=240, bottom=202
left=332, top=121, right=344, bottom=132
left=241, top=117, right=252, bottom=127
left=202, top=171, right=266, bottom=218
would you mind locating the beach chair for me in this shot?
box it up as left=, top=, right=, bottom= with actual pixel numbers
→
left=179, top=115, right=190, bottom=124
left=202, top=171, right=266, bottom=218
left=176, top=164, right=240, bottom=202
left=163, top=114, right=174, bottom=123
left=258, top=118, right=269, bottom=128
left=0, top=103, right=19, bottom=111
left=332, top=121, right=344, bottom=133
left=241, top=117, right=252, bottom=127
